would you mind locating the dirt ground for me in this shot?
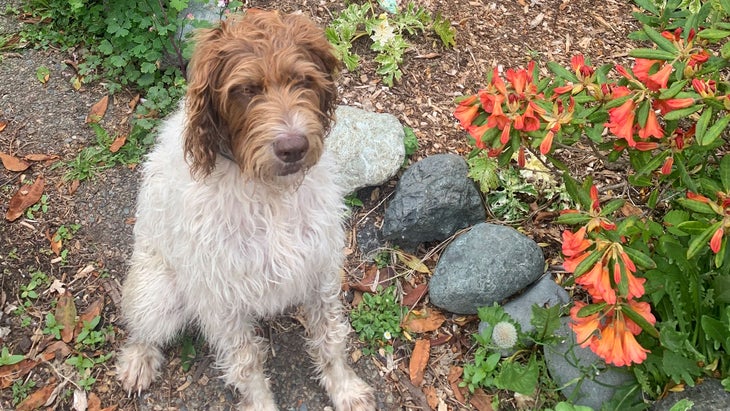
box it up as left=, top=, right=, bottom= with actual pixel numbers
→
left=0, top=0, right=638, bottom=410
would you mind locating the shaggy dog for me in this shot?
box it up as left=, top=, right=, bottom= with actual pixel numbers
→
left=116, top=10, right=375, bottom=411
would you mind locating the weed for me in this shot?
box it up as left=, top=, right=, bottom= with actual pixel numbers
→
left=402, top=126, right=418, bottom=166
left=0, top=346, right=24, bottom=366
left=350, top=285, right=403, bottom=355
left=345, top=193, right=364, bottom=208
left=11, top=378, right=35, bottom=406
left=326, top=2, right=455, bottom=86
left=43, top=312, right=64, bottom=340
left=24, top=193, right=48, bottom=219
left=75, top=315, right=114, bottom=351
left=65, top=352, right=112, bottom=391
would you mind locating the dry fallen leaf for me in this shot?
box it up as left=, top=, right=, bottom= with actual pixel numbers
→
left=351, top=265, right=394, bottom=293
left=470, top=388, right=494, bottom=411
left=402, top=308, right=446, bottom=333
left=24, top=153, right=60, bottom=162
left=0, top=120, right=7, bottom=132
left=73, top=388, right=88, bottom=411
left=39, top=340, right=72, bottom=361
left=85, top=95, right=109, bottom=124
left=16, top=383, right=56, bottom=411
left=409, top=339, right=430, bottom=386
left=109, top=134, right=127, bottom=153
left=5, top=177, right=45, bottom=221
left=447, top=365, right=466, bottom=404
left=401, top=283, right=428, bottom=307
left=87, top=392, right=102, bottom=411
left=49, top=229, right=62, bottom=256
left=0, top=152, right=30, bottom=172
left=128, top=94, right=141, bottom=112
left=0, top=359, right=38, bottom=388
left=69, top=179, right=80, bottom=195
left=74, top=297, right=104, bottom=339
left=396, top=250, right=431, bottom=274
left=422, top=386, right=439, bottom=410
left=56, top=292, right=78, bottom=343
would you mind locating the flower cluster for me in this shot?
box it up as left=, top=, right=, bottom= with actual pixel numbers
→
left=561, top=186, right=656, bottom=367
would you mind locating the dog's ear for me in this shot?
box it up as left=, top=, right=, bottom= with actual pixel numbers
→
left=284, top=13, right=340, bottom=124
left=184, top=24, right=226, bottom=179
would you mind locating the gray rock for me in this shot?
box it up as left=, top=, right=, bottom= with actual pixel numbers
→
left=325, top=106, right=405, bottom=193
left=429, top=223, right=544, bottom=314
left=652, top=379, right=730, bottom=411
left=381, top=154, right=485, bottom=249
left=355, top=216, right=383, bottom=258
left=503, top=274, right=571, bottom=335
left=544, top=318, right=638, bottom=410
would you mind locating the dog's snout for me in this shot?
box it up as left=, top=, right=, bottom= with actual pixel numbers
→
left=273, top=134, right=308, bottom=163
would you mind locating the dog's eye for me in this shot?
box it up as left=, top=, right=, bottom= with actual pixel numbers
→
left=233, top=84, right=262, bottom=96
left=293, top=75, right=314, bottom=89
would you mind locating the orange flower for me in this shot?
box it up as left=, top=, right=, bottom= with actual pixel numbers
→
left=514, top=102, right=541, bottom=132
left=569, top=302, right=600, bottom=347
left=454, top=95, right=479, bottom=128
left=562, top=227, right=592, bottom=257
left=605, top=99, right=637, bottom=147
left=591, top=315, right=650, bottom=367
left=577, top=262, right=616, bottom=304
left=486, top=95, right=509, bottom=130
left=563, top=250, right=589, bottom=273
left=632, top=59, right=661, bottom=85
left=624, top=300, right=656, bottom=335
left=661, top=156, right=673, bottom=175
left=467, top=123, right=490, bottom=149
left=540, top=130, right=555, bottom=155
left=644, top=63, right=673, bottom=91
left=692, top=78, right=716, bottom=98
left=638, top=109, right=663, bottom=139
left=653, top=98, right=695, bottom=116
left=711, top=227, right=724, bottom=254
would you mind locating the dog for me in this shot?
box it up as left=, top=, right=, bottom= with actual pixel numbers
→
left=116, top=10, right=375, bottom=411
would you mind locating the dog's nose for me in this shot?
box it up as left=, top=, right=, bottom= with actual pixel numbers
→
left=273, top=134, right=309, bottom=163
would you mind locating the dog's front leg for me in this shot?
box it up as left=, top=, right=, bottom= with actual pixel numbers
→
left=203, top=320, right=278, bottom=411
left=304, top=291, right=375, bottom=411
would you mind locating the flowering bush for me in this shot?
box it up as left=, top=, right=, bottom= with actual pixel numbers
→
left=455, top=0, right=730, bottom=401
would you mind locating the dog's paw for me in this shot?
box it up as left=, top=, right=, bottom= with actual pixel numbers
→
left=116, top=342, right=164, bottom=394
left=330, top=376, right=376, bottom=411
left=237, top=398, right=278, bottom=411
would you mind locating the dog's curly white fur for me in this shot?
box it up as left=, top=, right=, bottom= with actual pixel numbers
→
left=116, top=10, right=375, bottom=411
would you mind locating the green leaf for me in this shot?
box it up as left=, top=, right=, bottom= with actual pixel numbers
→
left=662, top=349, right=703, bottom=385
left=530, top=304, right=561, bottom=341
left=576, top=302, right=607, bottom=318
left=701, top=315, right=730, bottom=352
left=676, top=198, right=716, bottom=215
left=599, top=198, right=625, bottom=217
left=573, top=248, right=603, bottom=277
left=496, top=356, right=539, bottom=395
left=622, top=246, right=656, bottom=269
left=432, top=12, right=456, bottom=47
left=713, top=275, right=730, bottom=303
left=658, top=79, right=687, bottom=100
left=698, top=114, right=730, bottom=146
left=555, top=212, right=592, bottom=225
left=642, top=24, right=678, bottom=53
left=467, top=154, right=500, bottom=193
left=694, top=108, right=713, bottom=145
left=0, top=346, right=25, bottom=366
left=547, top=61, right=578, bottom=82
left=629, top=48, right=677, bottom=60
left=721, top=156, right=730, bottom=193
left=687, top=221, right=723, bottom=259
left=622, top=303, right=659, bottom=338
left=676, top=220, right=711, bottom=234
left=668, top=399, right=694, bottom=411
left=662, top=104, right=702, bottom=121
left=637, top=150, right=669, bottom=176
left=697, top=28, right=730, bottom=40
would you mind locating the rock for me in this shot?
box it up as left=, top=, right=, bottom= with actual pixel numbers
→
left=355, top=216, right=383, bottom=258
left=429, top=223, right=544, bottom=314
left=503, top=274, right=571, bottom=335
left=325, top=106, right=405, bottom=193
left=381, top=154, right=485, bottom=249
left=544, top=318, right=638, bottom=410
left=180, top=1, right=223, bottom=37
left=652, top=378, right=730, bottom=411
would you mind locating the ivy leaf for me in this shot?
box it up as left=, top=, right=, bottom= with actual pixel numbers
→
left=467, top=154, right=500, bottom=193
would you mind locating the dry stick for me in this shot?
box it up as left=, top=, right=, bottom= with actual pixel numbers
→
left=394, top=369, right=431, bottom=410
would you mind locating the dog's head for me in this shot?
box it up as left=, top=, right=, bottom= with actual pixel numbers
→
left=184, top=10, right=339, bottom=184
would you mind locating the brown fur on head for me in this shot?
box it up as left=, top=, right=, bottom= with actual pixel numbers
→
left=184, top=10, right=340, bottom=182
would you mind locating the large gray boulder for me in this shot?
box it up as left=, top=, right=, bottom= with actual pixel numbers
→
left=503, top=274, right=571, bottom=336
left=652, top=378, right=730, bottom=411
left=544, top=318, right=638, bottom=410
left=429, top=223, right=544, bottom=314
left=325, top=106, right=405, bottom=193
left=381, top=154, right=485, bottom=249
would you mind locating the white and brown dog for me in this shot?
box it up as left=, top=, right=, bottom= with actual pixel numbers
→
left=116, top=10, right=375, bottom=411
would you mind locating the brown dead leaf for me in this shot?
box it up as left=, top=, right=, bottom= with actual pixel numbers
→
left=423, top=386, right=439, bottom=410
left=24, top=153, right=60, bottom=162
left=109, top=134, right=127, bottom=153
left=0, top=152, right=30, bottom=172
left=55, top=292, right=77, bottom=343
left=0, top=359, right=38, bottom=388
left=351, top=265, right=394, bottom=293
left=470, top=388, right=494, bottom=411
left=0, top=120, right=7, bottom=132
left=16, top=383, right=56, bottom=411
left=128, top=94, right=141, bottom=112
left=402, top=308, right=446, bottom=333
left=85, top=95, right=109, bottom=124
left=88, top=392, right=102, bottom=411
left=68, top=179, right=80, bottom=195
left=74, top=297, right=104, bottom=339
left=402, top=283, right=428, bottom=307
left=5, top=177, right=45, bottom=221
left=409, top=339, right=430, bottom=386
left=39, top=341, right=72, bottom=361
left=447, top=365, right=466, bottom=404
left=49, top=229, right=62, bottom=256
left=621, top=202, right=643, bottom=217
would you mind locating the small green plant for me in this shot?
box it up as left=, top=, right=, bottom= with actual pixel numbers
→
left=345, top=193, right=364, bottom=208
left=43, top=312, right=64, bottom=340
left=64, top=123, right=148, bottom=181
left=65, top=352, right=113, bottom=391
left=54, top=224, right=81, bottom=242
left=461, top=304, right=562, bottom=406
left=180, top=335, right=198, bottom=372
left=11, top=378, right=36, bottom=406
left=350, top=285, right=403, bottom=355
left=402, top=126, right=418, bottom=166
left=0, top=346, right=25, bottom=366
left=18, top=269, right=49, bottom=305
left=75, top=315, right=113, bottom=351
left=24, top=193, right=48, bottom=219
left=326, top=2, right=456, bottom=86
